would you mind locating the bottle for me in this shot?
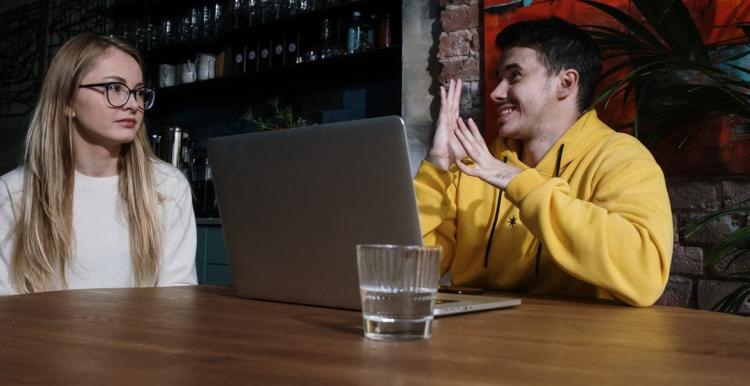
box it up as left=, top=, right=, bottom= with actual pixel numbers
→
left=149, top=133, right=162, bottom=156
left=271, top=34, right=285, bottom=68
left=346, top=11, right=362, bottom=54
left=192, top=157, right=206, bottom=215
left=190, top=6, right=202, bottom=40
left=203, top=159, right=218, bottom=218
left=286, top=31, right=300, bottom=65
left=377, top=12, right=391, bottom=48
left=180, top=132, right=193, bottom=182
left=246, top=40, right=259, bottom=73
left=230, top=0, right=245, bottom=30
left=259, top=37, right=271, bottom=70
left=319, top=18, right=335, bottom=59
left=202, top=4, right=212, bottom=38
left=167, top=127, right=183, bottom=167
left=362, top=13, right=376, bottom=51
left=212, top=1, right=223, bottom=36
left=230, top=44, right=246, bottom=74
left=246, top=0, right=258, bottom=27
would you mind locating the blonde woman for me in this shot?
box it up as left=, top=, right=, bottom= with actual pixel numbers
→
left=0, top=33, right=197, bottom=295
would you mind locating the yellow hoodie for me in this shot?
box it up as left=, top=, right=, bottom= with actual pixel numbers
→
left=415, top=111, right=673, bottom=306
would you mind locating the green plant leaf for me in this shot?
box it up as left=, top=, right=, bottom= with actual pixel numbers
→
left=683, top=206, right=750, bottom=239
left=581, top=1, right=665, bottom=50
left=713, top=285, right=750, bottom=314
left=585, top=26, right=666, bottom=56
left=598, top=60, right=636, bottom=84
left=725, top=63, right=750, bottom=78
left=631, top=0, right=710, bottom=65
left=705, top=226, right=750, bottom=267
left=587, top=0, right=750, bottom=147
left=723, top=48, right=750, bottom=63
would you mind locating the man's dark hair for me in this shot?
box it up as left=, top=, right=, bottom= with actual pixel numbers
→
left=495, top=17, right=602, bottom=112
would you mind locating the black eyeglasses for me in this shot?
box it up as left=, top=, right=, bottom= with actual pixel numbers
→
left=78, top=82, right=156, bottom=110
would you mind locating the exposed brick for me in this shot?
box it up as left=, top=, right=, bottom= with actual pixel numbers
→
left=459, top=81, right=481, bottom=123
left=710, top=250, right=750, bottom=279
left=670, top=244, right=704, bottom=275
left=721, top=180, right=750, bottom=208
left=441, top=5, right=479, bottom=33
left=656, top=275, right=693, bottom=308
left=697, top=279, right=750, bottom=312
left=447, top=0, right=477, bottom=6
left=459, top=80, right=480, bottom=110
left=677, top=212, right=741, bottom=245
left=438, top=30, right=474, bottom=59
left=440, top=55, right=480, bottom=82
left=471, top=29, right=481, bottom=51
left=667, top=181, right=719, bottom=211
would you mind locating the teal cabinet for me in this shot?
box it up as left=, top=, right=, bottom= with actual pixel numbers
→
left=196, top=223, right=232, bottom=285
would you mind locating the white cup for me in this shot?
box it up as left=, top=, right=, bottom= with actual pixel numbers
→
left=181, top=60, right=196, bottom=83
left=158, top=64, right=176, bottom=88
left=196, top=53, right=216, bottom=80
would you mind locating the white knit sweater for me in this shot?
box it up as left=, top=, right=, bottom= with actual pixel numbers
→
left=0, top=162, right=197, bottom=295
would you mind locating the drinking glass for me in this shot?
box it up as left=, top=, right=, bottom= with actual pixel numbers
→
left=356, top=244, right=441, bottom=341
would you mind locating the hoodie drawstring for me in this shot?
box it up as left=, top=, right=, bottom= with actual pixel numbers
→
left=534, top=144, right=565, bottom=276
left=483, top=156, right=508, bottom=268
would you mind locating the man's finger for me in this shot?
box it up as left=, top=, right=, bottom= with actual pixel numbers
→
left=455, top=156, right=475, bottom=176
left=454, top=124, right=478, bottom=159
left=446, top=79, right=455, bottom=107
left=457, top=118, right=477, bottom=148
left=453, top=79, right=463, bottom=108
left=467, top=118, right=484, bottom=142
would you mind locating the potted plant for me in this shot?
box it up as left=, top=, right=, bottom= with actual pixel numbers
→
left=241, top=97, right=310, bottom=131
left=582, top=0, right=750, bottom=313
left=581, top=0, right=750, bottom=174
left=683, top=201, right=750, bottom=313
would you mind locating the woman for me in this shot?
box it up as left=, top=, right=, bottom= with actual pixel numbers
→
left=0, top=33, right=197, bottom=294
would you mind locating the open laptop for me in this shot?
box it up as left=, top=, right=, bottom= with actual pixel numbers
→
left=208, top=115, right=520, bottom=316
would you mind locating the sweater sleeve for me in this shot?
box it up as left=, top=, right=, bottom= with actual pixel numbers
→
left=157, top=172, right=198, bottom=286
left=414, top=160, right=460, bottom=275
left=504, top=154, right=673, bottom=307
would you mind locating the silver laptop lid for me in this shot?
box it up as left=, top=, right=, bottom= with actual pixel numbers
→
left=208, top=116, right=422, bottom=310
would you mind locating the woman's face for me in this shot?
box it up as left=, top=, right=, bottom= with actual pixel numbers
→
left=70, top=48, right=144, bottom=153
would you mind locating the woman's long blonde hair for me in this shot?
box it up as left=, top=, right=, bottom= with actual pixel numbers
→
left=11, top=33, right=162, bottom=293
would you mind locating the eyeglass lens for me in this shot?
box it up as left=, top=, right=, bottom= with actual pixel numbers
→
left=106, top=83, right=155, bottom=110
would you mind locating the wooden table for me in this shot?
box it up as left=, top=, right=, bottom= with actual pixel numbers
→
left=1, top=286, right=747, bottom=385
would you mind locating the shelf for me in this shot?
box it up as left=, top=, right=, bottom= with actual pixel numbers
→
left=196, top=217, right=221, bottom=226
left=133, top=0, right=400, bottom=63
left=105, top=0, right=397, bottom=19
left=150, top=45, right=400, bottom=109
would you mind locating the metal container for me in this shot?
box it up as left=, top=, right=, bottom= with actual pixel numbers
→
left=163, top=126, right=183, bottom=168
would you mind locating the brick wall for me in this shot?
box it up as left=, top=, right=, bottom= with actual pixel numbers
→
left=438, top=0, right=482, bottom=123
left=661, top=178, right=750, bottom=312
left=437, top=0, right=750, bottom=312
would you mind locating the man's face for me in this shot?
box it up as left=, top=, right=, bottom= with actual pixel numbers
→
left=489, top=47, right=557, bottom=140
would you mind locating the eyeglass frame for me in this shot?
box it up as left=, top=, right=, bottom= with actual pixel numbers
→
left=78, top=82, right=156, bottom=111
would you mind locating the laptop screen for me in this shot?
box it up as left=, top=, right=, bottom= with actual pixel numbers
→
left=208, top=116, right=422, bottom=309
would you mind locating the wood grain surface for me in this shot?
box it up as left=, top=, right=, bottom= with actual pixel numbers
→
left=1, top=286, right=747, bottom=385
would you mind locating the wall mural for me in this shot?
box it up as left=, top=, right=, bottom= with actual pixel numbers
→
left=481, top=0, right=750, bottom=149
left=0, top=0, right=110, bottom=120
left=0, top=3, right=41, bottom=118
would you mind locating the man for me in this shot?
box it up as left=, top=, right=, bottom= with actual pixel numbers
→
left=415, top=17, right=672, bottom=306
